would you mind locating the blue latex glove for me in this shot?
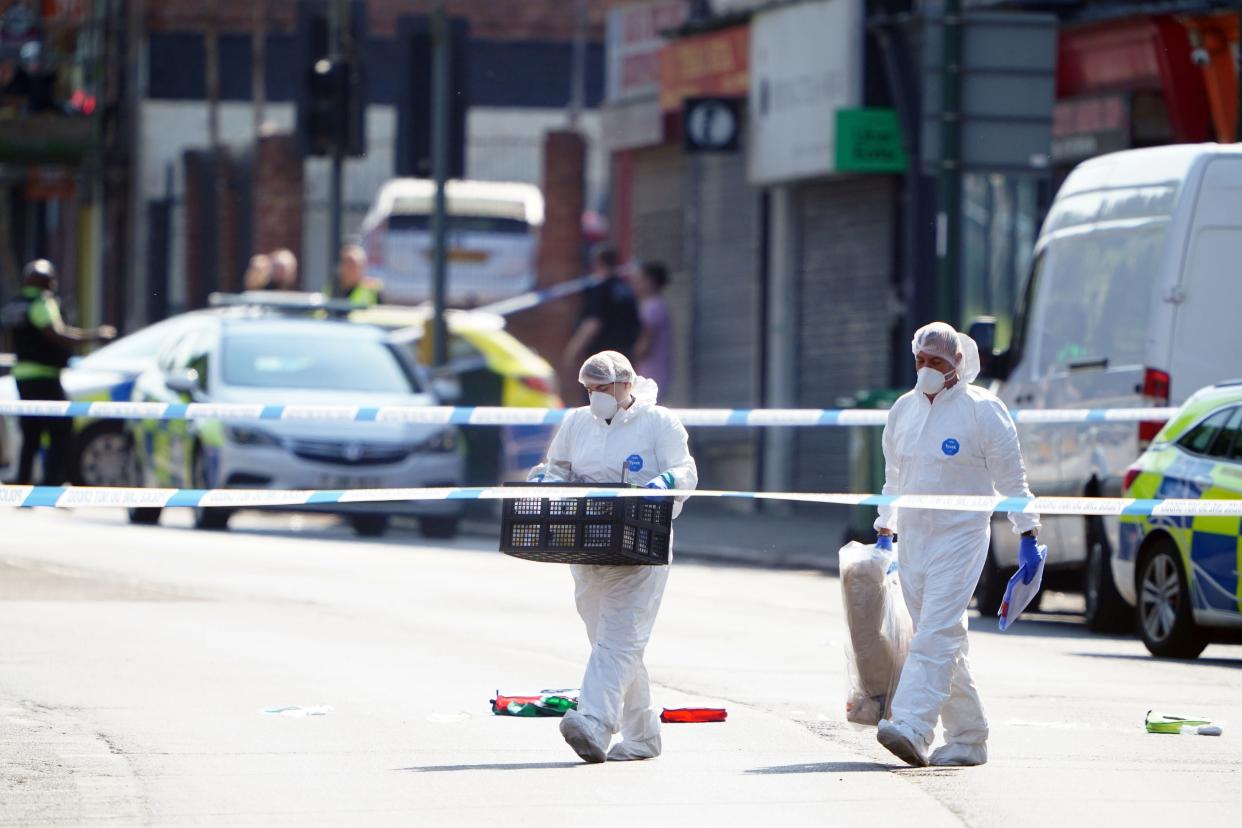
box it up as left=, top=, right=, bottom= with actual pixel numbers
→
left=644, top=472, right=674, bottom=502
left=1019, top=534, right=1042, bottom=585
left=875, top=533, right=893, bottom=551
left=529, top=472, right=546, bottom=483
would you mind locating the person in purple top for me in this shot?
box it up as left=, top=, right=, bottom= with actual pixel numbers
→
left=632, top=261, right=672, bottom=396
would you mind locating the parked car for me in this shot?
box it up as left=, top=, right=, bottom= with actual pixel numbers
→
left=358, top=178, right=543, bottom=307
left=126, top=314, right=465, bottom=538
left=971, top=143, right=1242, bottom=630
left=1118, top=381, right=1242, bottom=658
left=0, top=310, right=217, bottom=485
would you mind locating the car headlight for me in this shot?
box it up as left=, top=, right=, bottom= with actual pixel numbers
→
left=413, top=429, right=459, bottom=453
left=225, top=425, right=282, bottom=448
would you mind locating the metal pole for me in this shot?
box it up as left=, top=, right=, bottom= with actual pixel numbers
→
left=936, top=0, right=962, bottom=325
left=328, top=0, right=345, bottom=289
left=206, top=0, right=220, bottom=148
left=568, top=0, right=587, bottom=127
left=430, top=4, right=450, bottom=366
left=252, top=0, right=267, bottom=139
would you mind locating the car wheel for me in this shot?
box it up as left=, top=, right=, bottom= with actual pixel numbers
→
left=128, top=507, right=161, bottom=526
left=1137, top=538, right=1208, bottom=659
left=420, top=516, right=459, bottom=540
left=351, top=514, right=390, bottom=537
left=191, top=446, right=230, bottom=531
left=73, top=422, right=133, bottom=486
left=1083, top=516, right=1132, bottom=633
left=974, top=543, right=1006, bottom=617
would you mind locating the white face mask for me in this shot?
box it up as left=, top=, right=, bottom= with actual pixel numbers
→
left=589, top=391, right=620, bottom=420
left=915, top=366, right=954, bottom=395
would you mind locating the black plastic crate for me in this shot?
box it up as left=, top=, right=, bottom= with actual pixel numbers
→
left=499, top=482, right=673, bottom=566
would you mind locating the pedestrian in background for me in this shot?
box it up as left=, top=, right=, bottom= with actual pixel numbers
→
left=268, top=248, right=299, bottom=291
left=632, top=260, right=672, bottom=395
left=2, top=259, right=114, bottom=484
left=563, top=245, right=640, bottom=370
left=529, top=350, right=698, bottom=763
left=873, top=322, right=1042, bottom=768
left=243, top=253, right=272, bottom=291
left=328, top=244, right=383, bottom=306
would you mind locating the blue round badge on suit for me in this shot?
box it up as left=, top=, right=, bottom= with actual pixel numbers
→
left=626, top=454, right=645, bottom=472
left=941, top=438, right=961, bottom=456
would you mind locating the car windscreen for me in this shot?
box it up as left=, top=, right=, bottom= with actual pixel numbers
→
left=221, top=333, right=418, bottom=393
left=1022, top=220, right=1168, bottom=376
left=77, top=314, right=205, bottom=370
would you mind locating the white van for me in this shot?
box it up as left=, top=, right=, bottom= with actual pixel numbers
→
left=358, top=179, right=544, bottom=307
left=971, top=144, right=1242, bottom=631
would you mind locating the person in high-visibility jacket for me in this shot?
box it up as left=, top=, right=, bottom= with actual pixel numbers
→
left=326, top=244, right=383, bottom=306
left=1, top=259, right=114, bottom=484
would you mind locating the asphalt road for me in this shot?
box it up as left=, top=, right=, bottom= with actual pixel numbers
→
left=1, top=508, right=1240, bottom=827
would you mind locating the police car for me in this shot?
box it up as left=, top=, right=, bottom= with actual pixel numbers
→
left=1118, top=381, right=1242, bottom=658
left=0, top=311, right=217, bottom=485
left=126, top=314, right=464, bottom=538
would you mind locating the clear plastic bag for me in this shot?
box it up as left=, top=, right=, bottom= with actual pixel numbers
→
left=840, top=541, right=913, bottom=727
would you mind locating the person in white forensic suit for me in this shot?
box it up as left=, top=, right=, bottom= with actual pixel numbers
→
left=529, top=350, right=698, bottom=763
left=873, top=322, right=1043, bottom=768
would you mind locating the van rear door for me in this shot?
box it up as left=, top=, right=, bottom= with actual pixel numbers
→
left=1168, top=157, right=1242, bottom=400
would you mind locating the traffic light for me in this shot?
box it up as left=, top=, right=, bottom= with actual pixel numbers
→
left=296, top=0, right=367, bottom=158
left=396, top=15, right=470, bottom=178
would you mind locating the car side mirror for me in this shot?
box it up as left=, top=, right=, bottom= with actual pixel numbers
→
left=165, top=369, right=201, bottom=397
left=968, top=316, right=999, bottom=380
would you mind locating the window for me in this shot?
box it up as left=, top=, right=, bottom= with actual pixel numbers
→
left=1216, top=407, right=1242, bottom=461
left=1026, top=221, right=1168, bottom=376
left=221, top=333, right=417, bottom=393
left=1178, top=407, right=1235, bottom=456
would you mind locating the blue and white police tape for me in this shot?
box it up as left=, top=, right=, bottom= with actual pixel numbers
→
left=2, top=483, right=1238, bottom=517
left=0, top=400, right=1181, bottom=426
left=475, top=273, right=604, bottom=317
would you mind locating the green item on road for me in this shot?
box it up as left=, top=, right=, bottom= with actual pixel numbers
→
left=491, top=690, right=578, bottom=717
left=1145, top=710, right=1218, bottom=735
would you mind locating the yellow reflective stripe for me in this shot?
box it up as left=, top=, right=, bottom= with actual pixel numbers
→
left=12, top=361, right=61, bottom=380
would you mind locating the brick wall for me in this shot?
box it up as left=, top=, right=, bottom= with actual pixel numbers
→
left=253, top=132, right=304, bottom=270
left=146, top=0, right=618, bottom=41
left=507, top=129, right=586, bottom=400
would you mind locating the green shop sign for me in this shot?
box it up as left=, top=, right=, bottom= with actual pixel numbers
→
left=835, top=108, right=907, bottom=174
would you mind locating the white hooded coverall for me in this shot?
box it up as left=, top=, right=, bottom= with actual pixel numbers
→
left=537, top=376, right=698, bottom=756
left=875, top=343, right=1038, bottom=750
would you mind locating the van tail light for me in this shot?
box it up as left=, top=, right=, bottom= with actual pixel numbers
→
left=1123, top=466, right=1142, bottom=493
left=1139, top=367, right=1171, bottom=447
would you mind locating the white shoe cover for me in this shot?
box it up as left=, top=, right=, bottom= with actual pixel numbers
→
left=606, top=737, right=661, bottom=762
left=930, top=742, right=987, bottom=766
left=560, top=713, right=606, bottom=764
left=877, top=719, right=930, bottom=767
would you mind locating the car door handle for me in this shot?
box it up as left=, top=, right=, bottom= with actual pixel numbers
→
left=1193, top=477, right=1215, bottom=488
